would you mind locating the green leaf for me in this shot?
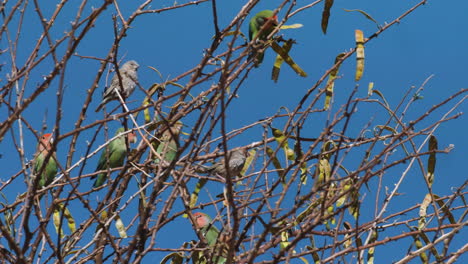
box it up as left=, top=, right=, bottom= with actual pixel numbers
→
left=321, top=0, right=334, bottom=34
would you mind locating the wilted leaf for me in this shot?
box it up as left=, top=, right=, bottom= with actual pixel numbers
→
left=321, top=0, right=334, bottom=34
left=418, top=193, right=431, bottom=230
left=280, top=23, right=303, bottom=29
left=296, top=198, right=322, bottom=225
left=355, top=29, right=365, bottom=81
left=270, top=42, right=308, bottom=77
left=432, top=194, right=456, bottom=224
left=410, top=228, right=429, bottom=264
left=270, top=126, right=295, bottom=161
left=272, top=39, right=294, bottom=82
left=343, top=222, right=353, bottom=248
left=324, top=53, right=346, bottom=110
left=241, top=148, right=256, bottom=176
left=266, top=147, right=285, bottom=184
left=374, top=125, right=397, bottom=136
left=190, top=179, right=208, bottom=209
left=115, top=215, right=127, bottom=238
left=54, top=203, right=76, bottom=237
left=427, top=135, right=437, bottom=187
left=367, top=229, right=378, bottom=264
left=219, top=30, right=247, bottom=41
left=368, top=82, right=374, bottom=96
left=343, top=9, right=381, bottom=29
left=160, top=252, right=184, bottom=264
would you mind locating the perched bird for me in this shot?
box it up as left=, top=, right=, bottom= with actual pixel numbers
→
left=154, top=122, right=183, bottom=165
left=190, top=149, right=248, bottom=207
left=95, top=60, right=140, bottom=112
left=205, top=149, right=248, bottom=178
left=92, top=128, right=137, bottom=188
left=193, top=212, right=227, bottom=263
left=33, top=133, right=58, bottom=189
left=194, top=212, right=221, bottom=246
left=248, top=10, right=278, bottom=66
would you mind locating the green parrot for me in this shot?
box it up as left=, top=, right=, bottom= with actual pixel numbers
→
left=154, top=122, right=183, bottom=164
left=193, top=212, right=227, bottom=263
left=92, top=128, right=137, bottom=188
left=33, top=133, right=58, bottom=189
left=249, top=10, right=279, bottom=66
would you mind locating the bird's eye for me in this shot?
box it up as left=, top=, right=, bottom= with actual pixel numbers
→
left=257, top=17, right=265, bottom=24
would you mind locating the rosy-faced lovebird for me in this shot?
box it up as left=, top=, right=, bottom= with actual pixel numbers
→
left=248, top=10, right=278, bottom=66
left=95, top=60, right=140, bottom=112
left=92, top=128, right=137, bottom=188
left=33, top=133, right=58, bottom=189
left=193, top=212, right=227, bottom=263
left=194, top=212, right=221, bottom=246
left=154, top=122, right=183, bottom=164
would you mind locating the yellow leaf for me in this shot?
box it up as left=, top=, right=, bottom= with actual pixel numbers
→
left=355, top=29, right=365, bottom=81
left=241, top=149, right=256, bottom=176
left=324, top=53, right=345, bottom=110
left=53, top=203, right=76, bottom=237
left=270, top=42, right=308, bottom=77
left=367, top=229, right=378, bottom=264
left=270, top=126, right=295, bottom=160
left=266, top=147, right=285, bottom=184
left=279, top=23, right=304, bottom=30
left=272, top=39, right=294, bottom=82
left=368, top=82, right=374, bottom=96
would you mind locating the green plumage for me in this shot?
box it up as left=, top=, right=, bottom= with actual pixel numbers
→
left=33, top=134, right=57, bottom=189
left=92, top=128, right=135, bottom=188
left=154, top=122, right=182, bottom=164
left=249, top=10, right=278, bottom=66
left=194, top=212, right=226, bottom=263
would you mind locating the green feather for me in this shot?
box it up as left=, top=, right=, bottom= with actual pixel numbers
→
left=93, top=128, right=130, bottom=188
left=248, top=10, right=278, bottom=66
left=34, top=152, right=57, bottom=189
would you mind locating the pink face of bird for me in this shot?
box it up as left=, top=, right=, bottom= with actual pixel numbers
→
left=194, top=212, right=210, bottom=229
left=265, top=15, right=278, bottom=27
left=127, top=131, right=137, bottom=144
left=38, top=133, right=53, bottom=152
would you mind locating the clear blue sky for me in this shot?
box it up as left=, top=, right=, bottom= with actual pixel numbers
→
left=1, top=0, right=467, bottom=262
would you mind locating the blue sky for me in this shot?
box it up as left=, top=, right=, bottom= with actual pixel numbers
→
left=1, top=0, right=467, bottom=263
